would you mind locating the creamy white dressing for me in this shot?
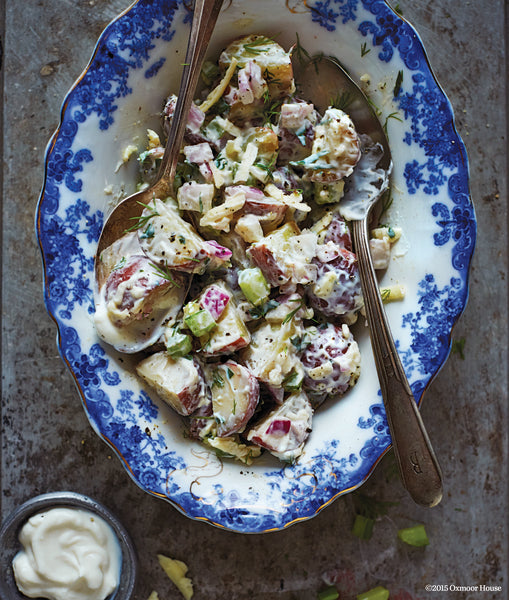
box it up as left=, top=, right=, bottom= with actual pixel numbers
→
left=139, top=198, right=206, bottom=267
left=94, top=275, right=186, bottom=354
left=339, top=134, right=392, bottom=221
left=243, top=318, right=304, bottom=387
left=12, top=507, right=121, bottom=600
left=309, top=108, right=360, bottom=180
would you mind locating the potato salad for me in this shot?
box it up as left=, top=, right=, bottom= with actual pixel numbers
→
left=94, top=35, right=399, bottom=464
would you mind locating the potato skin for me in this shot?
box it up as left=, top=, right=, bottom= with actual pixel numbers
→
left=247, top=392, right=313, bottom=462
left=211, top=361, right=260, bottom=437
left=136, top=353, right=207, bottom=416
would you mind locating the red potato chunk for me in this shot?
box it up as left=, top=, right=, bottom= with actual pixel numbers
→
left=246, top=392, right=313, bottom=462
left=103, top=254, right=176, bottom=326
left=94, top=232, right=189, bottom=353
left=277, top=102, right=317, bottom=163
left=307, top=247, right=363, bottom=320
left=242, top=193, right=287, bottom=232
left=306, top=107, right=361, bottom=183
left=248, top=222, right=318, bottom=287
left=200, top=289, right=251, bottom=356
left=248, top=242, right=287, bottom=286
left=243, top=188, right=286, bottom=215
left=241, top=301, right=306, bottom=390
left=136, top=353, right=208, bottom=416
left=163, top=95, right=207, bottom=145
left=323, top=213, right=352, bottom=251
left=300, top=323, right=361, bottom=401
left=138, top=198, right=232, bottom=274
left=209, top=361, right=260, bottom=437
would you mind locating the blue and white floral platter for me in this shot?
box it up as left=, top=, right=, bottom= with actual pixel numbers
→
left=36, top=0, right=476, bottom=533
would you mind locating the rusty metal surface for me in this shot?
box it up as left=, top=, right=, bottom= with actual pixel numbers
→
left=1, top=1, right=507, bottom=599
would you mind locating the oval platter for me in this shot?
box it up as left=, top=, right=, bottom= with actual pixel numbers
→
left=36, top=0, right=476, bottom=533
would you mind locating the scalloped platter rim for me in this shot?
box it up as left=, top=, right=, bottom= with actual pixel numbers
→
left=36, top=0, right=476, bottom=533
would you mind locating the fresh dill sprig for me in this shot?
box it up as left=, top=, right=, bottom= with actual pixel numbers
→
left=124, top=199, right=159, bottom=233
left=293, top=32, right=311, bottom=64
left=309, top=52, right=325, bottom=75
left=361, top=42, right=371, bottom=57
left=249, top=299, right=280, bottom=319
left=262, top=98, right=283, bottom=125
left=282, top=299, right=305, bottom=324
left=383, top=111, right=403, bottom=134
left=290, top=334, right=309, bottom=353
left=139, top=222, right=155, bottom=239
left=254, top=153, right=278, bottom=181
left=243, top=35, right=275, bottom=55
left=215, top=156, right=229, bottom=170
left=366, top=95, right=383, bottom=117
left=263, top=68, right=282, bottom=86
left=330, top=90, right=355, bottom=112
left=151, top=262, right=181, bottom=287
left=212, top=368, right=225, bottom=388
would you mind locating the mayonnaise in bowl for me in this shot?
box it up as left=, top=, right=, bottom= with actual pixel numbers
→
left=12, top=506, right=121, bottom=600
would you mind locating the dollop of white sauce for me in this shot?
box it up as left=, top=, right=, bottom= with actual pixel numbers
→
left=12, top=507, right=121, bottom=600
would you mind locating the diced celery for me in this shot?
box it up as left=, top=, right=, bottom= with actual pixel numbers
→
left=166, top=332, right=192, bottom=358
left=397, top=524, right=429, bottom=547
left=238, top=267, right=270, bottom=306
left=352, top=513, right=374, bottom=540
left=185, top=309, right=216, bottom=337
left=317, top=586, right=339, bottom=600
left=356, top=586, right=390, bottom=600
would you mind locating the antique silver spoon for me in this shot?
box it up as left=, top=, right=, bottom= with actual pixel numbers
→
left=94, top=0, right=223, bottom=289
left=296, top=55, right=443, bottom=507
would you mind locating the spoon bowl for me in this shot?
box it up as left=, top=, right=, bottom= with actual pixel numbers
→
left=296, top=55, right=443, bottom=508
left=94, top=0, right=224, bottom=290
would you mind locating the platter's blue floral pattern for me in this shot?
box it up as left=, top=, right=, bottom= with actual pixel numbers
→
left=36, top=0, right=475, bottom=533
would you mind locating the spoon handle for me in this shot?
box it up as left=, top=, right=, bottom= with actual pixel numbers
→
left=158, top=0, right=224, bottom=190
left=352, top=218, right=443, bottom=507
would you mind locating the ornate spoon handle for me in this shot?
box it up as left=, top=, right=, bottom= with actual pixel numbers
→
left=352, top=218, right=443, bottom=507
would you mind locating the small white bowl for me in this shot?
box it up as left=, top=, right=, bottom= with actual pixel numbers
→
left=0, top=491, right=138, bottom=600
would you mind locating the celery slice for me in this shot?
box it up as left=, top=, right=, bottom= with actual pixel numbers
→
left=356, top=586, right=390, bottom=600
left=397, top=524, right=429, bottom=547
left=352, top=513, right=374, bottom=540
left=238, top=267, right=270, bottom=306
left=185, top=309, right=216, bottom=337
left=166, top=332, right=192, bottom=357
left=317, top=586, right=339, bottom=600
